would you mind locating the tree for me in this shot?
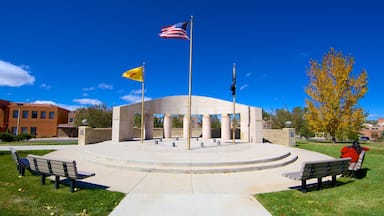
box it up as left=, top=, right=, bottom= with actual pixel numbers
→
left=172, top=115, right=183, bottom=128
left=74, top=104, right=112, bottom=128
left=154, top=114, right=163, bottom=128
left=210, top=114, right=221, bottom=129
left=304, top=48, right=368, bottom=142
left=271, top=109, right=291, bottom=129
left=133, top=113, right=141, bottom=127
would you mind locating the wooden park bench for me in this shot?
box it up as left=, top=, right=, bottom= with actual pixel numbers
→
left=27, top=154, right=95, bottom=192
left=9, top=147, right=30, bottom=176
left=282, top=158, right=351, bottom=191
left=348, top=150, right=367, bottom=178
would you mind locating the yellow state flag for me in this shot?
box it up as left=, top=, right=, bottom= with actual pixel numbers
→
left=122, top=66, right=144, bottom=82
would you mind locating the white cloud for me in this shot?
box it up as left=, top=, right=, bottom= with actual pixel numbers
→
left=239, top=84, right=249, bottom=91
left=367, top=113, right=378, bottom=119
left=60, top=104, right=80, bottom=111
left=73, top=98, right=102, bottom=106
left=98, top=83, right=113, bottom=90
left=32, top=100, right=56, bottom=105
left=0, top=60, right=35, bottom=87
left=131, top=89, right=143, bottom=94
left=32, top=100, right=79, bottom=111
left=121, top=89, right=151, bottom=104
left=121, top=95, right=152, bottom=104
left=121, top=94, right=142, bottom=103
left=39, top=83, right=52, bottom=90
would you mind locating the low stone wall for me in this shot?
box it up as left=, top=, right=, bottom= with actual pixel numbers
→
left=79, top=127, right=240, bottom=144
left=263, top=128, right=296, bottom=146
left=78, top=126, right=112, bottom=145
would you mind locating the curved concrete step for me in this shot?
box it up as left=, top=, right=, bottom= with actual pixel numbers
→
left=84, top=150, right=299, bottom=174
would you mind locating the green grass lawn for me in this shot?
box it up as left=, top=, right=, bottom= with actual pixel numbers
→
left=0, top=140, right=78, bottom=146
left=0, top=150, right=125, bottom=216
left=256, top=141, right=384, bottom=216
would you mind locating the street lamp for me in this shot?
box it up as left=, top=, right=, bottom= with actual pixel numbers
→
left=16, top=103, right=23, bottom=135
left=285, top=121, right=292, bottom=128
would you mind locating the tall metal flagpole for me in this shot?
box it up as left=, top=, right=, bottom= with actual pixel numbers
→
left=232, top=63, right=236, bottom=145
left=187, top=16, right=193, bottom=150
left=140, top=62, right=145, bottom=144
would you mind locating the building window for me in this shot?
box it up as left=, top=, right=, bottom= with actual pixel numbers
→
left=69, top=117, right=74, bottom=123
left=49, top=111, right=55, bottom=119
left=32, top=111, right=38, bottom=119
left=41, top=111, right=46, bottom=119
left=21, top=127, right=28, bottom=134
left=22, top=111, right=29, bottom=119
left=11, top=127, right=17, bottom=135
left=30, top=127, right=37, bottom=136
left=12, top=110, right=19, bottom=118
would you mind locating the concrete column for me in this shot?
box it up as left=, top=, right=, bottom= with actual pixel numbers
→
left=249, top=107, right=263, bottom=143
left=144, top=114, right=153, bottom=140
left=163, top=113, right=172, bottom=138
left=78, top=126, right=90, bottom=145
left=221, top=114, right=231, bottom=140
left=183, top=115, right=189, bottom=139
left=112, top=106, right=134, bottom=142
left=202, top=114, right=211, bottom=139
left=283, top=128, right=296, bottom=146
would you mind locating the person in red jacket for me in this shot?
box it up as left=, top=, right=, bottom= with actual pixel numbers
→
left=341, top=141, right=369, bottom=162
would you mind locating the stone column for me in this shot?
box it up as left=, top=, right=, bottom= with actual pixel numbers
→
left=163, top=113, right=172, bottom=138
left=202, top=114, right=211, bottom=139
left=112, top=106, right=134, bottom=142
left=78, top=126, right=90, bottom=145
left=183, top=115, right=189, bottom=139
left=221, top=114, right=231, bottom=140
left=144, top=114, right=153, bottom=140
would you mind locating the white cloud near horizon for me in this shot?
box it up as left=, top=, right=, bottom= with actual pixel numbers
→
left=121, top=89, right=151, bottom=104
left=32, top=100, right=79, bottom=111
left=0, top=60, right=35, bottom=87
left=73, top=98, right=102, bottom=106
left=367, top=113, right=378, bottom=119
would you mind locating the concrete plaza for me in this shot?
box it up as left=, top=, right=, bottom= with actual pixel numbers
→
left=3, top=139, right=336, bottom=216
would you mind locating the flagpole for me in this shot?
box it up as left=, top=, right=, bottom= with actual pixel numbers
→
left=232, top=63, right=236, bottom=145
left=187, top=16, right=193, bottom=150
left=140, top=62, right=145, bottom=144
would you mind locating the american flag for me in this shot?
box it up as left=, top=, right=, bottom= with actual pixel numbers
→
left=159, top=21, right=189, bottom=39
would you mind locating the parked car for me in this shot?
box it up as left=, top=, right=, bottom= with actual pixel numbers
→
left=359, top=136, right=370, bottom=141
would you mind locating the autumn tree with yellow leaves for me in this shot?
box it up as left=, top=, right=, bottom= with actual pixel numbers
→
left=304, top=48, right=368, bottom=142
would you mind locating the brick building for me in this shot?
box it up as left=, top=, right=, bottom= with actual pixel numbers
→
left=0, top=100, right=11, bottom=132
left=57, top=112, right=78, bottom=137
left=360, top=118, right=384, bottom=140
left=5, top=102, right=71, bottom=138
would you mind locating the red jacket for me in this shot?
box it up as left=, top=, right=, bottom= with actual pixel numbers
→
left=340, top=146, right=369, bottom=162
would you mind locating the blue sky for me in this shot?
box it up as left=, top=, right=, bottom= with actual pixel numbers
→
left=0, top=0, right=383, bottom=119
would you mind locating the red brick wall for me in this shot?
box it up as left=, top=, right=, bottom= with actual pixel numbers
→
left=8, top=103, right=69, bottom=137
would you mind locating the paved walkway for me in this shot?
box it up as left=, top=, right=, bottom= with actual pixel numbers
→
left=1, top=141, right=334, bottom=216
